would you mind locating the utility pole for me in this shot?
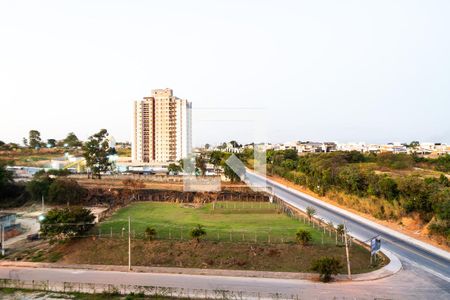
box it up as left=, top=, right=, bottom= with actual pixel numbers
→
left=1, top=224, right=4, bottom=256
left=128, top=216, right=131, bottom=271
left=41, top=195, right=45, bottom=213
left=343, top=222, right=351, bottom=280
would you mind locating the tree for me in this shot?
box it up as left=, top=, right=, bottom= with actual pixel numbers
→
left=0, top=140, right=4, bottom=147
left=204, top=143, right=210, bottom=150
left=190, top=224, right=206, bottom=243
left=47, top=179, right=86, bottom=205
left=209, top=151, right=225, bottom=167
left=47, top=139, right=57, bottom=148
left=337, top=165, right=368, bottom=196
left=229, top=140, right=241, bottom=148
left=22, top=137, right=28, bottom=147
left=311, top=257, right=343, bottom=282
left=336, top=224, right=345, bottom=239
left=40, top=207, right=95, bottom=242
left=408, top=141, right=420, bottom=149
left=0, top=164, right=13, bottom=189
left=167, top=163, right=182, bottom=175
left=145, top=226, right=157, bottom=241
left=26, top=175, right=54, bottom=200
left=296, top=229, right=312, bottom=246
left=82, top=129, right=114, bottom=179
left=398, top=176, right=431, bottom=213
left=0, top=164, right=15, bottom=199
left=306, top=206, right=316, bottom=221
left=195, top=154, right=207, bottom=175
left=63, top=132, right=82, bottom=148
left=378, top=176, right=399, bottom=201
left=223, top=163, right=242, bottom=182
left=29, top=130, right=42, bottom=149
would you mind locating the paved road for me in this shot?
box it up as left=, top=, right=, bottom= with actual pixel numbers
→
left=0, top=260, right=448, bottom=299
left=245, top=171, right=450, bottom=282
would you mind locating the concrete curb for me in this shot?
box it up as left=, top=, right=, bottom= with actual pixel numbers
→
left=346, top=249, right=402, bottom=281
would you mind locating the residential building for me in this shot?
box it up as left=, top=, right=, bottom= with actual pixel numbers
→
left=132, top=88, right=192, bottom=164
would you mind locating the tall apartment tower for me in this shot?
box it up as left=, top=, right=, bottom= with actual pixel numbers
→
left=132, top=88, right=192, bottom=164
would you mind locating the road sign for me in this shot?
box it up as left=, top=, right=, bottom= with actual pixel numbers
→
left=371, top=237, right=381, bottom=255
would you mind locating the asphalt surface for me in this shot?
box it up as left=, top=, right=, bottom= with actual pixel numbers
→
left=0, top=260, right=448, bottom=299
left=245, top=171, right=450, bottom=282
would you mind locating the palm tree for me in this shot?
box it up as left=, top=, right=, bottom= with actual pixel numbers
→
left=336, top=224, right=345, bottom=243
left=306, top=206, right=316, bottom=221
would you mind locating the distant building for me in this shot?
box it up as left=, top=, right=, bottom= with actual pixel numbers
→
left=132, top=88, right=192, bottom=164
left=380, top=143, right=407, bottom=154
left=296, top=142, right=323, bottom=153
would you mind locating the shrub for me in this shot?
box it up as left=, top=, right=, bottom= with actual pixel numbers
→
left=190, top=224, right=206, bottom=242
left=295, top=229, right=312, bottom=246
left=40, top=207, right=95, bottom=242
left=311, top=256, right=343, bottom=282
left=145, top=226, right=157, bottom=241
left=377, top=153, right=414, bottom=170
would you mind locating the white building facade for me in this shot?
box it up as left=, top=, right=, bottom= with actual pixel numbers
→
left=132, top=88, right=192, bottom=164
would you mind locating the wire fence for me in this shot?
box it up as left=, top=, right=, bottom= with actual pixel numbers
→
left=39, top=200, right=357, bottom=247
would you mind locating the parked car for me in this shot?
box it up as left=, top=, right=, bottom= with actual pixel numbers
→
left=26, top=233, right=40, bottom=241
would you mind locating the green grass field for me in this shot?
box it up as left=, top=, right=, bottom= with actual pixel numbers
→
left=99, top=201, right=336, bottom=244
left=33, top=201, right=384, bottom=273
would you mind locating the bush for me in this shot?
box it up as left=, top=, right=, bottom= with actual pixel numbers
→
left=295, top=229, right=312, bottom=246
left=434, top=154, right=450, bottom=172
left=40, top=207, right=95, bottom=242
left=190, top=224, right=206, bottom=242
left=377, top=153, right=414, bottom=170
left=145, top=226, right=157, bottom=241
left=311, top=256, right=343, bottom=282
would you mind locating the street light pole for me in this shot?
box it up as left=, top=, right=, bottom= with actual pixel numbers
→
left=343, top=222, right=351, bottom=280
left=128, top=216, right=131, bottom=271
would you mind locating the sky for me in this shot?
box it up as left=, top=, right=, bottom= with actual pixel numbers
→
left=0, top=0, right=449, bottom=147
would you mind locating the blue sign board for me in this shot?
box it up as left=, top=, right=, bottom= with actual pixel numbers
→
left=371, top=238, right=381, bottom=255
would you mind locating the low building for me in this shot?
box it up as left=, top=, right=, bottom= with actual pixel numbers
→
left=0, top=212, right=21, bottom=241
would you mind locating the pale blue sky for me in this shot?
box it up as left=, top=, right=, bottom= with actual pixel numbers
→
left=1, top=0, right=449, bottom=146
